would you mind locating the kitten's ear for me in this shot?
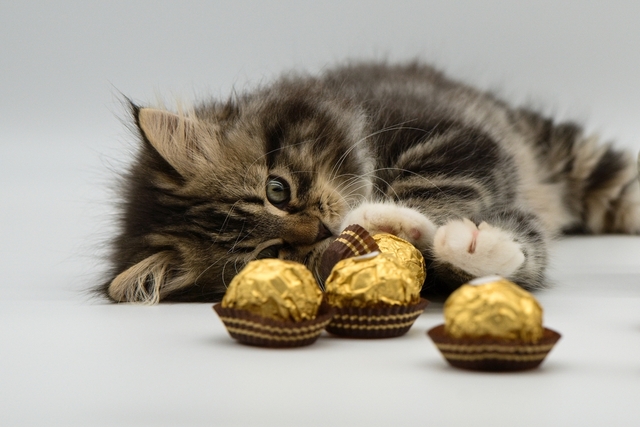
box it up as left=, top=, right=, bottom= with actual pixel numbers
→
left=136, top=107, right=211, bottom=177
left=108, top=251, right=177, bottom=304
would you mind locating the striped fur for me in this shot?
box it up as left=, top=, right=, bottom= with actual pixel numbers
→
left=100, top=62, right=640, bottom=303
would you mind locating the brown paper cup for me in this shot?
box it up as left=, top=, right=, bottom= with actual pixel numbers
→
left=325, top=298, right=429, bottom=338
left=213, top=302, right=334, bottom=348
left=319, top=224, right=379, bottom=283
left=427, top=324, right=561, bottom=371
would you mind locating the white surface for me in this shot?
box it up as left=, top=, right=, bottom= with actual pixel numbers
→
left=2, top=239, right=640, bottom=427
left=2, top=1, right=640, bottom=426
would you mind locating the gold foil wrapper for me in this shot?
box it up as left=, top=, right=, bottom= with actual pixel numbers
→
left=444, top=276, right=544, bottom=342
left=324, top=252, right=421, bottom=308
left=221, top=259, right=322, bottom=322
left=372, top=233, right=426, bottom=285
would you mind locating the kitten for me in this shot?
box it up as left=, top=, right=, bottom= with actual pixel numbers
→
left=100, top=62, right=640, bottom=304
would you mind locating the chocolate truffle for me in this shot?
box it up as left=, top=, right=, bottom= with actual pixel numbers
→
left=372, top=233, right=426, bottom=286
left=427, top=275, right=561, bottom=371
left=444, top=275, right=543, bottom=342
left=323, top=251, right=429, bottom=338
left=221, top=259, right=322, bottom=322
left=324, top=252, right=421, bottom=308
left=214, top=259, right=333, bottom=348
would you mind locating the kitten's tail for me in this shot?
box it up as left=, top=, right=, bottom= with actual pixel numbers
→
left=551, top=134, right=640, bottom=234
left=566, top=135, right=639, bottom=233
left=520, top=109, right=640, bottom=234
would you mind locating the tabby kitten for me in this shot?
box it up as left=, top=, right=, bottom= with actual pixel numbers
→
left=101, top=62, right=640, bottom=303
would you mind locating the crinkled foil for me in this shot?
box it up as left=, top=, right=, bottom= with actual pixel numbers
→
left=444, top=277, right=543, bottom=342
left=372, top=233, right=426, bottom=286
left=221, top=259, right=322, bottom=322
left=324, top=252, right=421, bottom=308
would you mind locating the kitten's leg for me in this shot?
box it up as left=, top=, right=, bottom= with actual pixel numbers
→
left=340, top=201, right=437, bottom=250
left=430, top=209, right=548, bottom=293
left=341, top=203, right=547, bottom=294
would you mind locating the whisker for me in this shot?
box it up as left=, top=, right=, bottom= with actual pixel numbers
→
left=221, top=260, right=232, bottom=289
left=233, top=257, right=242, bottom=276
left=229, top=220, right=247, bottom=252
left=329, top=120, right=429, bottom=181
left=194, top=258, right=222, bottom=286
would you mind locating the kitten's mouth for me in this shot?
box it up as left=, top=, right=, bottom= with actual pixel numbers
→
left=317, top=222, right=333, bottom=242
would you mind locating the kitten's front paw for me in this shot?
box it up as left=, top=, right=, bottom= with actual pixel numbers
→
left=433, top=219, right=524, bottom=277
left=341, top=202, right=436, bottom=249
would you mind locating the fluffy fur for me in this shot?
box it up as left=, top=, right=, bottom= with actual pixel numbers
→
left=100, top=62, right=640, bottom=303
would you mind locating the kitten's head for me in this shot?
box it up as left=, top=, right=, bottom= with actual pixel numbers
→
left=105, top=84, right=373, bottom=303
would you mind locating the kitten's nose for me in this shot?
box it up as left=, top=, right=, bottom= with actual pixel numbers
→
left=281, top=217, right=333, bottom=245
left=316, top=222, right=332, bottom=242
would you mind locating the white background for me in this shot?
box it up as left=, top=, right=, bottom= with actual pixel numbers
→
left=1, top=1, right=640, bottom=426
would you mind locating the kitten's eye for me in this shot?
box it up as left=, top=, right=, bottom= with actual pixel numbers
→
left=266, top=176, right=291, bottom=208
left=256, top=245, right=281, bottom=260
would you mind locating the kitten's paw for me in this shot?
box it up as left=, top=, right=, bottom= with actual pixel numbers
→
left=433, top=219, right=525, bottom=277
left=341, top=202, right=436, bottom=249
